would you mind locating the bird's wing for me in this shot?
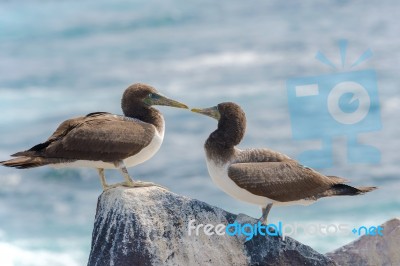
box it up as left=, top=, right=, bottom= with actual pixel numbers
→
left=228, top=149, right=334, bottom=202
left=14, top=113, right=156, bottom=162
left=233, top=148, right=292, bottom=163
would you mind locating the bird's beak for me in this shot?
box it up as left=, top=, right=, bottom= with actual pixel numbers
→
left=191, top=106, right=220, bottom=120
left=148, top=93, right=189, bottom=109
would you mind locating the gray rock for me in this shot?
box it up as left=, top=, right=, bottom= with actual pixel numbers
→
left=326, top=218, right=400, bottom=266
left=87, top=187, right=336, bottom=266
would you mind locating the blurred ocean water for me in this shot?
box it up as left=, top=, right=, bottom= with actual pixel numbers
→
left=0, top=0, right=399, bottom=264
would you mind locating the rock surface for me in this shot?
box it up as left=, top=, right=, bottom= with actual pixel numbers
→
left=87, top=187, right=336, bottom=266
left=326, top=218, right=400, bottom=266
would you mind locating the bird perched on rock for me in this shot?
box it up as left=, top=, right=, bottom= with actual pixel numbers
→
left=192, top=102, right=376, bottom=223
left=1, top=83, right=188, bottom=190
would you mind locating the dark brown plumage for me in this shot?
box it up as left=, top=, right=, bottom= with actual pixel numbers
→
left=228, top=159, right=375, bottom=202
left=205, top=103, right=246, bottom=163
left=8, top=112, right=155, bottom=164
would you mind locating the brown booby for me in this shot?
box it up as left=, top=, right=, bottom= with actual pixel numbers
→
left=192, top=102, right=376, bottom=223
left=1, top=83, right=188, bottom=190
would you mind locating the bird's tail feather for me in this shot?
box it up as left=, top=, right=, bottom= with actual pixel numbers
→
left=0, top=157, right=50, bottom=169
left=320, top=183, right=377, bottom=198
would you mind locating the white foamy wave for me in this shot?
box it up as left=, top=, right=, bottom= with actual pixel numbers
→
left=382, top=97, right=400, bottom=112
left=170, top=51, right=281, bottom=71
left=0, top=242, right=82, bottom=266
left=0, top=173, right=21, bottom=187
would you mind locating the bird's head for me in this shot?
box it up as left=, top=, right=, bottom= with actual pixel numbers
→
left=191, top=102, right=245, bottom=122
left=122, top=83, right=188, bottom=116
left=191, top=102, right=246, bottom=146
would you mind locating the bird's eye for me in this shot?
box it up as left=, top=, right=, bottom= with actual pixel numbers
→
left=148, top=93, right=153, bottom=98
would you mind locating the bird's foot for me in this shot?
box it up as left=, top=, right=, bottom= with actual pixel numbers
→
left=126, top=180, right=168, bottom=190
left=103, top=181, right=168, bottom=191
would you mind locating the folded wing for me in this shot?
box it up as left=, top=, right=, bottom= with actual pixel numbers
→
left=228, top=150, right=336, bottom=202
left=13, top=113, right=155, bottom=162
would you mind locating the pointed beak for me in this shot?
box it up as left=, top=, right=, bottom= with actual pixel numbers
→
left=150, top=94, right=189, bottom=109
left=191, top=106, right=220, bottom=120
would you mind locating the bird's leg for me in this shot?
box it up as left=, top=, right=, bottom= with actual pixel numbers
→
left=259, top=203, right=273, bottom=225
left=109, top=160, right=167, bottom=189
left=116, top=161, right=134, bottom=184
left=97, top=168, right=110, bottom=190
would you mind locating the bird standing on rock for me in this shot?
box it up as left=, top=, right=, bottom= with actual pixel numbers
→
left=192, top=102, right=376, bottom=223
left=1, top=83, right=188, bottom=190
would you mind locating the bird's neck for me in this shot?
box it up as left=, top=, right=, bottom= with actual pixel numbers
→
left=125, top=107, right=164, bottom=134
left=205, top=121, right=244, bottom=163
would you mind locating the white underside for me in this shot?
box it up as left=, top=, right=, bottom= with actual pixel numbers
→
left=205, top=154, right=315, bottom=207
left=51, top=118, right=165, bottom=170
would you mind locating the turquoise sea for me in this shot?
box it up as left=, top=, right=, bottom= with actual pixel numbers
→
left=0, top=1, right=399, bottom=265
